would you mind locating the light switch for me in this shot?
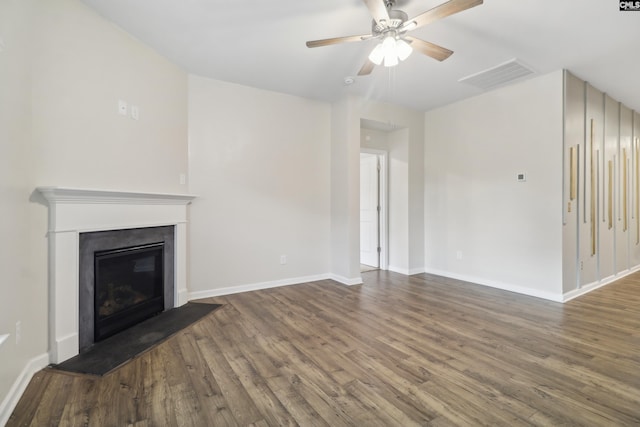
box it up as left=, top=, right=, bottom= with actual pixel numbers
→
left=118, top=100, right=127, bottom=116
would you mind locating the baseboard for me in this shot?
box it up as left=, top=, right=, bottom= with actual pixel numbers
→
left=52, top=332, right=78, bottom=364
left=0, top=352, right=49, bottom=426
left=562, top=267, right=638, bottom=302
left=176, top=288, right=189, bottom=307
left=189, top=273, right=332, bottom=300
left=328, top=274, right=363, bottom=286
left=388, top=265, right=425, bottom=276
left=387, top=265, right=408, bottom=275
left=422, top=268, right=563, bottom=302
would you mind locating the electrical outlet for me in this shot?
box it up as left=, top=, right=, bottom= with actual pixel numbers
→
left=456, top=250, right=463, bottom=260
left=130, top=105, right=139, bottom=120
left=280, top=255, right=287, bottom=265
left=15, top=321, right=21, bottom=345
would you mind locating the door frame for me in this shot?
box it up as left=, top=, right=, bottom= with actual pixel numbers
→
left=360, top=148, right=388, bottom=270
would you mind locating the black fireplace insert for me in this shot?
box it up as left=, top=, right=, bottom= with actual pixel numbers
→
left=94, top=242, right=165, bottom=342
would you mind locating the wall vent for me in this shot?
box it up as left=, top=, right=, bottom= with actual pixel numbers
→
left=458, top=59, right=535, bottom=90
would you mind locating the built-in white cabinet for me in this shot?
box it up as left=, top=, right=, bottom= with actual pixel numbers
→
left=563, top=71, right=640, bottom=295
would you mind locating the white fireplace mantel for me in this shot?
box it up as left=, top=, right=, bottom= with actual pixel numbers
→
left=37, top=186, right=196, bottom=363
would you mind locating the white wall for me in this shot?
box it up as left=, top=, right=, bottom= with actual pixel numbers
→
left=188, top=75, right=331, bottom=295
left=361, top=127, right=388, bottom=151
left=1, top=0, right=188, bottom=418
left=31, top=0, right=188, bottom=192
left=0, top=0, right=38, bottom=414
left=424, top=70, right=564, bottom=300
left=330, top=96, right=362, bottom=283
left=387, top=128, right=410, bottom=273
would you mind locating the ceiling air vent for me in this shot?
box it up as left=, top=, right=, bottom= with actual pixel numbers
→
left=458, top=59, right=535, bottom=90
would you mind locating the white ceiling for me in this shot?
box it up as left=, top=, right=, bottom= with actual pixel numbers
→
left=81, top=0, right=640, bottom=112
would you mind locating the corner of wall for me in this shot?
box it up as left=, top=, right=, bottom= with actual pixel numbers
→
left=328, top=274, right=363, bottom=286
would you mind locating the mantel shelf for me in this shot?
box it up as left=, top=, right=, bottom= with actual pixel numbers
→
left=37, top=187, right=197, bottom=205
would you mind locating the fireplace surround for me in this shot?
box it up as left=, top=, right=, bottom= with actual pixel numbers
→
left=37, top=187, right=196, bottom=363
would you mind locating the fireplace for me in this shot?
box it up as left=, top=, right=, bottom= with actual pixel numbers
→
left=94, top=242, right=165, bottom=341
left=37, top=187, right=195, bottom=363
left=78, top=226, right=175, bottom=352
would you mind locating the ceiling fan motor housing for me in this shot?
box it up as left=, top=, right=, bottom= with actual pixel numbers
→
left=373, top=9, right=408, bottom=35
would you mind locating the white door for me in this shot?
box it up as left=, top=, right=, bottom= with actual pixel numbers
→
left=360, top=153, right=379, bottom=267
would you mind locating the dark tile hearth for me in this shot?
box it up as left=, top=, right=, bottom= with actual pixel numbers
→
left=51, top=301, right=222, bottom=376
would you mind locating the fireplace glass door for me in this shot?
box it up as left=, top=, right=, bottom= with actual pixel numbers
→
left=94, top=242, right=165, bottom=341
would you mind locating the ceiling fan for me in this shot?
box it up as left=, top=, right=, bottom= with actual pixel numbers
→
left=306, top=0, right=483, bottom=76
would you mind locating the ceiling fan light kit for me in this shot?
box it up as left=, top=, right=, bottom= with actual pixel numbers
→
left=395, top=39, right=413, bottom=61
left=368, top=35, right=413, bottom=67
left=306, top=0, right=483, bottom=75
left=384, top=50, right=399, bottom=67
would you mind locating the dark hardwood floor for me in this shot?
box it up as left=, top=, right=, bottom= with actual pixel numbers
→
left=8, top=271, right=640, bottom=426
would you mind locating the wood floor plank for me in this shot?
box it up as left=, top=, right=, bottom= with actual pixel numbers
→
left=255, top=335, right=377, bottom=425
left=342, top=349, right=436, bottom=423
left=174, top=330, right=238, bottom=426
left=4, top=370, right=53, bottom=426
left=56, top=375, right=96, bottom=426
left=27, top=372, right=74, bottom=426
left=8, top=270, right=640, bottom=426
left=139, top=349, right=178, bottom=427
left=195, top=324, right=265, bottom=425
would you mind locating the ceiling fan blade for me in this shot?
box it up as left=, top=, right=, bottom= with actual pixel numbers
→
left=402, top=0, right=483, bottom=31
left=405, top=36, right=453, bottom=61
left=306, top=34, right=371, bottom=48
left=362, top=0, right=390, bottom=26
left=358, top=59, right=376, bottom=76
